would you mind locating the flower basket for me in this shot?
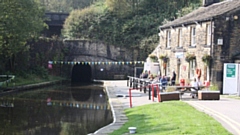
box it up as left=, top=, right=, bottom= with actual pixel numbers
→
left=148, top=54, right=158, bottom=62
left=185, top=53, right=196, bottom=62
left=159, top=54, right=169, bottom=63
left=202, top=54, right=212, bottom=65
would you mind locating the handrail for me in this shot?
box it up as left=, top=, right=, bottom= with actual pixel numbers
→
left=0, top=75, right=15, bottom=86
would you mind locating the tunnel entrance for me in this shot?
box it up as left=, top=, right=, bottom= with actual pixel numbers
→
left=71, top=64, right=92, bottom=83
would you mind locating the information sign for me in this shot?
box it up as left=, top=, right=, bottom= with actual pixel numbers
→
left=226, top=64, right=236, bottom=78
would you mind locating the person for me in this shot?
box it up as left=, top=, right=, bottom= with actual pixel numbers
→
left=190, top=78, right=199, bottom=98
left=160, top=75, right=168, bottom=91
left=140, top=70, right=148, bottom=78
left=196, top=68, right=202, bottom=81
left=148, top=74, right=154, bottom=81
left=171, top=71, right=176, bottom=85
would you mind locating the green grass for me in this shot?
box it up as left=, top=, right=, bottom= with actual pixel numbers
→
left=110, top=101, right=231, bottom=135
left=0, top=74, right=64, bottom=88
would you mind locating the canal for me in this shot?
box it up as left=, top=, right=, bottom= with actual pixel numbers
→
left=0, top=83, right=113, bottom=135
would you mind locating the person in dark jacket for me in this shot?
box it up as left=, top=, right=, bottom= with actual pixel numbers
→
left=171, top=71, right=176, bottom=85
left=140, top=70, right=149, bottom=78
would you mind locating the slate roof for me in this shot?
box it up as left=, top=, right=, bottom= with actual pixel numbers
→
left=160, top=0, right=240, bottom=29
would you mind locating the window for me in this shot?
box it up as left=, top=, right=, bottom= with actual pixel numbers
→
left=178, top=29, right=182, bottom=47
left=191, top=27, right=196, bottom=46
left=189, top=59, right=196, bottom=79
left=167, top=61, right=170, bottom=76
left=166, top=30, right=171, bottom=48
left=206, top=24, right=211, bottom=45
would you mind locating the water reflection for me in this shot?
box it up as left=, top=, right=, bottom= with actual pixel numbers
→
left=0, top=83, right=113, bottom=135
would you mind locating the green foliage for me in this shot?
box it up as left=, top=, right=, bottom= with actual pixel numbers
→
left=209, top=84, right=219, bottom=91
left=185, top=53, right=196, bottom=62
left=63, top=6, right=104, bottom=39
left=39, top=0, right=100, bottom=13
left=63, top=0, right=202, bottom=55
left=202, top=54, right=212, bottom=66
left=31, top=66, right=49, bottom=79
left=148, top=54, right=158, bottom=62
left=0, top=0, right=46, bottom=71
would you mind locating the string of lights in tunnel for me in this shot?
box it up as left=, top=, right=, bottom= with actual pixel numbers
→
left=48, top=61, right=145, bottom=65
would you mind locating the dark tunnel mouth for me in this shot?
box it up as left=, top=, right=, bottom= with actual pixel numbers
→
left=71, top=64, right=92, bottom=83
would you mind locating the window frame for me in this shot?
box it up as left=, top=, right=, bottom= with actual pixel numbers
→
left=206, top=24, right=211, bottom=46
left=166, top=30, right=171, bottom=48
left=178, top=29, right=182, bottom=47
left=189, top=59, right=196, bottom=79
left=191, top=27, right=196, bottom=46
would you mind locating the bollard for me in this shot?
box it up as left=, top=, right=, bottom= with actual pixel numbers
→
left=144, top=82, right=147, bottom=93
left=156, top=85, right=161, bottom=102
left=129, top=88, right=132, bottom=108
left=151, top=84, right=154, bottom=102
left=148, top=84, right=151, bottom=100
left=140, top=80, right=142, bottom=92
left=130, top=78, right=133, bottom=87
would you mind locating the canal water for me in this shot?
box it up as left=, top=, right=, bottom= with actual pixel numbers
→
left=0, top=83, right=113, bottom=135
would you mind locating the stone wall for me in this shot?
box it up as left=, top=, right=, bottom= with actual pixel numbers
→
left=63, top=40, right=141, bottom=79
left=158, top=22, right=211, bottom=84
left=157, top=11, right=240, bottom=92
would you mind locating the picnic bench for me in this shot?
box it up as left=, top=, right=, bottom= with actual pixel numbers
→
left=169, top=85, right=206, bottom=98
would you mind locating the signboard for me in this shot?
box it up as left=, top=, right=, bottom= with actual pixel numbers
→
left=223, top=63, right=239, bottom=95
left=217, top=38, right=223, bottom=45
left=175, top=52, right=184, bottom=58
left=226, top=64, right=236, bottom=78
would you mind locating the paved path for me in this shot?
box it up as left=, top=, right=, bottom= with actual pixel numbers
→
left=90, top=80, right=240, bottom=135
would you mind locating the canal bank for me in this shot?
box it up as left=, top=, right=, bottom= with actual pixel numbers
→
left=0, top=80, right=65, bottom=96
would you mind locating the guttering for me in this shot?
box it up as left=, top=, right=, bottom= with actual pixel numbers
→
left=159, top=18, right=213, bottom=30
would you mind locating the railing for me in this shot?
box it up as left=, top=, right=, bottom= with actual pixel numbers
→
left=0, top=75, right=15, bottom=86
left=127, top=76, right=162, bottom=107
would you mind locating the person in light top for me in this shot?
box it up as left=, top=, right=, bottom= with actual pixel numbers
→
left=190, top=78, right=201, bottom=98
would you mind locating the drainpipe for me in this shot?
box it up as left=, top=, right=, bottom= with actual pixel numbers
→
left=210, top=18, right=214, bottom=84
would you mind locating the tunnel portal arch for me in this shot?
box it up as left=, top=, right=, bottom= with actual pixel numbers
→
left=71, top=64, right=92, bottom=83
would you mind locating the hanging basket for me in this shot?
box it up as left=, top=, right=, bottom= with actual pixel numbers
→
left=148, top=54, right=158, bottom=62
left=202, top=54, right=212, bottom=65
left=159, top=54, right=169, bottom=63
left=185, top=53, right=196, bottom=62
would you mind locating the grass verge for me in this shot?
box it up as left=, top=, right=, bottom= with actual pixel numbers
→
left=109, top=101, right=231, bottom=135
left=0, top=74, right=65, bottom=88
left=221, top=95, right=240, bottom=100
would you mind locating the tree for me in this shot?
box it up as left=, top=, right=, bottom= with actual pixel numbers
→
left=0, top=0, right=46, bottom=72
left=40, top=0, right=98, bottom=13
left=63, top=0, right=202, bottom=53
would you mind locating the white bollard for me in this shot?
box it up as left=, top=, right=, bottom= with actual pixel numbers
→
left=128, top=127, right=137, bottom=134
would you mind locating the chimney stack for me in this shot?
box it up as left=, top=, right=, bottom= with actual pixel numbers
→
left=203, top=0, right=220, bottom=7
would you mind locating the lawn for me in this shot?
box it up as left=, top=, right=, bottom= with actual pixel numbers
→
left=109, top=101, right=231, bottom=135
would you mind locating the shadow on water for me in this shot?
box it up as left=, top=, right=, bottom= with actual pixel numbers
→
left=0, top=82, right=113, bottom=135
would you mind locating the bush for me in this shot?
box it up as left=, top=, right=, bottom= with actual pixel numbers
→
left=209, top=84, right=219, bottom=91
left=165, top=86, right=176, bottom=92
left=31, top=66, right=49, bottom=79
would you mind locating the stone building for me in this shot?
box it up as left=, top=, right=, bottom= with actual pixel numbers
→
left=152, top=0, right=240, bottom=92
